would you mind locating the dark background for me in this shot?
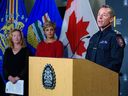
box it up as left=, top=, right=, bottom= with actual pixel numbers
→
left=106, top=0, right=128, bottom=96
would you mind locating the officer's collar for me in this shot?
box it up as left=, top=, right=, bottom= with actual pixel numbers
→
left=98, top=26, right=112, bottom=36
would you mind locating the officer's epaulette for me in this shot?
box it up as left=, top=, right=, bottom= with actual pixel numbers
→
left=114, top=29, right=121, bottom=34
left=114, top=30, right=125, bottom=48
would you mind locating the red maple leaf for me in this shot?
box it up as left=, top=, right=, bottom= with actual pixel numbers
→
left=66, top=11, right=89, bottom=56
left=66, top=0, right=73, bottom=10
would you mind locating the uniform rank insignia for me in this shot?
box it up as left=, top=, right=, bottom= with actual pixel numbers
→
left=42, top=64, right=56, bottom=89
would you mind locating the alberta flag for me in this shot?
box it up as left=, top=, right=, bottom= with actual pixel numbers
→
left=0, top=0, right=27, bottom=73
left=0, top=0, right=7, bottom=74
left=60, top=0, right=99, bottom=58
left=25, top=0, right=62, bottom=54
left=0, top=0, right=7, bottom=55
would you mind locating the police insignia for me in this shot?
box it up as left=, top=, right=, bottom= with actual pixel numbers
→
left=116, top=34, right=125, bottom=48
left=42, top=64, right=56, bottom=89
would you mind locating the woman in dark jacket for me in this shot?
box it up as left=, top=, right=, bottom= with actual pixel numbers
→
left=3, top=29, right=29, bottom=96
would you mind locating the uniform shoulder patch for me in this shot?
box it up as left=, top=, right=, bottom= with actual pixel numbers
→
left=116, top=34, right=125, bottom=48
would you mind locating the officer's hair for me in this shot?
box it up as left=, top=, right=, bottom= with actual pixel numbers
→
left=100, top=5, right=115, bottom=17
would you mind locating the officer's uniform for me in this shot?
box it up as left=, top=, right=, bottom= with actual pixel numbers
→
left=86, top=26, right=125, bottom=72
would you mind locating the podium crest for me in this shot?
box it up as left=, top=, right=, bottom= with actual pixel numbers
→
left=42, top=64, right=56, bottom=89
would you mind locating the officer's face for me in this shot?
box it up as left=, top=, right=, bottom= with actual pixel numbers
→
left=97, top=8, right=113, bottom=30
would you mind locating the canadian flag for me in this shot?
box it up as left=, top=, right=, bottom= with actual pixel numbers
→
left=60, top=0, right=99, bottom=58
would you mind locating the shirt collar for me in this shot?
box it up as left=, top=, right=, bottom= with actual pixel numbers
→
left=98, top=26, right=113, bottom=37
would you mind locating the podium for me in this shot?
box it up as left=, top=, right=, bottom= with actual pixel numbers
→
left=29, top=57, right=118, bottom=96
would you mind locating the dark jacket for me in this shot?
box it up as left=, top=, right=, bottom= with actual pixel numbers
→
left=86, top=26, right=125, bottom=72
left=3, top=47, right=29, bottom=96
left=0, top=75, right=5, bottom=95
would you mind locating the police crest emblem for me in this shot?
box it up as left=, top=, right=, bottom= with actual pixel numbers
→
left=42, top=64, right=56, bottom=89
left=116, top=34, right=125, bottom=48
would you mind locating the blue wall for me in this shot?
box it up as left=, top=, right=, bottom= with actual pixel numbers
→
left=106, top=0, right=128, bottom=96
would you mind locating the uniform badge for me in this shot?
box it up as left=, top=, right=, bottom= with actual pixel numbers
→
left=99, top=40, right=108, bottom=44
left=42, top=64, right=56, bottom=89
left=116, top=34, right=125, bottom=48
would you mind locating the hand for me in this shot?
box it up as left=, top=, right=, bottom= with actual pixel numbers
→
left=15, top=76, right=20, bottom=81
left=8, top=76, right=20, bottom=84
left=13, top=76, right=20, bottom=84
left=8, top=76, right=16, bottom=83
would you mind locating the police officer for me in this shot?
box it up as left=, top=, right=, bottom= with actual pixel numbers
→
left=86, top=5, right=125, bottom=73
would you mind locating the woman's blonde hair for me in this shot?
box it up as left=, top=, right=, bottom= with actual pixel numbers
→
left=8, top=29, right=26, bottom=48
left=43, top=21, right=56, bottom=31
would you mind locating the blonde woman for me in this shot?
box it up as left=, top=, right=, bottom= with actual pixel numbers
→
left=3, top=29, right=29, bottom=96
left=36, top=21, right=64, bottom=57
